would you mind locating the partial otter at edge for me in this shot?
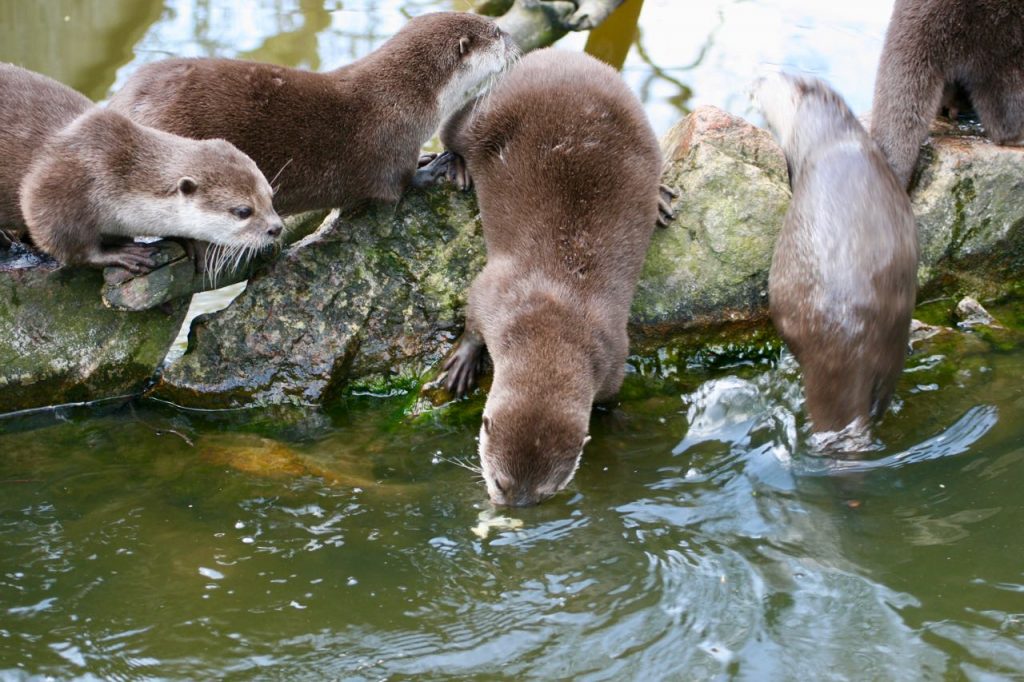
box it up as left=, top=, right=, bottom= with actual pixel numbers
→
left=0, top=63, right=283, bottom=273
left=754, top=73, right=918, bottom=445
left=109, top=12, right=519, bottom=216
left=428, top=49, right=665, bottom=507
left=871, top=0, right=1024, bottom=188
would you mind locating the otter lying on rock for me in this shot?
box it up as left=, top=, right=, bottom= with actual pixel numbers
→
left=0, top=63, right=282, bottom=274
left=110, top=12, right=520, bottom=216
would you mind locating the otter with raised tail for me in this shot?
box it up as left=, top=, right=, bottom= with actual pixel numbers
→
left=109, top=12, right=519, bottom=216
left=0, top=63, right=282, bottom=272
left=754, top=73, right=918, bottom=445
left=424, top=49, right=667, bottom=506
left=871, top=0, right=1024, bottom=188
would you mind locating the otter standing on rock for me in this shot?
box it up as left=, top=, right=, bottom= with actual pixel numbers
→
left=0, top=63, right=283, bottom=273
left=423, top=49, right=667, bottom=506
left=871, top=0, right=1024, bottom=188
left=754, top=73, right=918, bottom=445
left=109, top=12, right=519, bottom=216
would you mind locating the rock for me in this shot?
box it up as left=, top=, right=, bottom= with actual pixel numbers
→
left=100, top=210, right=330, bottom=312
left=154, top=190, right=485, bottom=408
left=954, top=295, right=1001, bottom=329
left=912, top=121, right=1024, bottom=297
left=145, top=107, right=1024, bottom=410
left=633, top=106, right=790, bottom=329
left=0, top=254, right=188, bottom=415
left=154, top=107, right=788, bottom=409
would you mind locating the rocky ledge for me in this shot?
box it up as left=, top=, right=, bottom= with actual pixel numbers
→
left=2, top=107, right=1023, bottom=414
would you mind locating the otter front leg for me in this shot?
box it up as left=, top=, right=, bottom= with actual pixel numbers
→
left=444, top=328, right=486, bottom=398
left=84, top=242, right=158, bottom=273
left=657, top=184, right=678, bottom=228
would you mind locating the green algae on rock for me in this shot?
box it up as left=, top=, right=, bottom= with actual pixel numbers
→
left=0, top=256, right=188, bottom=414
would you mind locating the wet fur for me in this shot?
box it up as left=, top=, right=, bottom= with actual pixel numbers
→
left=757, top=74, right=918, bottom=437
left=442, top=49, right=663, bottom=505
left=871, top=0, right=1024, bottom=188
left=110, top=12, right=517, bottom=216
left=0, top=63, right=281, bottom=271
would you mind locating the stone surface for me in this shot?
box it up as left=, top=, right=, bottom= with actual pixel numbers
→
left=154, top=189, right=485, bottom=408
left=911, top=121, right=1024, bottom=297
left=0, top=258, right=188, bottom=415
left=633, top=106, right=790, bottom=330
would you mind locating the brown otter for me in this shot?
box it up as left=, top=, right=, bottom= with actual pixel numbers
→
left=871, top=0, right=1024, bottom=188
left=424, top=49, right=665, bottom=506
left=753, top=73, right=918, bottom=443
left=109, top=12, right=519, bottom=216
left=0, top=63, right=283, bottom=273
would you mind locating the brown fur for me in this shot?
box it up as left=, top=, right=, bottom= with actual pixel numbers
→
left=871, top=0, right=1024, bottom=188
left=760, top=75, right=918, bottom=441
left=439, top=49, right=663, bottom=506
left=0, top=63, right=282, bottom=271
left=109, top=12, right=517, bottom=216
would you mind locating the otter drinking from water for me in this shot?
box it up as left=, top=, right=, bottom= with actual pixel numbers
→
left=754, top=73, right=918, bottom=446
left=871, top=0, right=1024, bottom=188
left=109, top=12, right=520, bottom=216
left=0, top=63, right=282, bottom=273
left=423, top=49, right=667, bottom=506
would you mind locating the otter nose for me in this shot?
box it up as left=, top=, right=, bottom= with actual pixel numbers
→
left=266, top=222, right=284, bottom=238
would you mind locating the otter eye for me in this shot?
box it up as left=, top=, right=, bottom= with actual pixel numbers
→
left=494, top=478, right=507, bottom=495
left=231, top=206, right=253, bottom=220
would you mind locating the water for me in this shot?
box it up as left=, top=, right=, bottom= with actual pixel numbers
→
left=2, top=1, right=1023, bottom=679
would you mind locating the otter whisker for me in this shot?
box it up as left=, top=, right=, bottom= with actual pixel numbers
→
left=269, top=158, right=293, bottom=192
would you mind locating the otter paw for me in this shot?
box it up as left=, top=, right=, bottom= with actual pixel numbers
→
left=99, top=245, right=158, bottom=274
left=443, top=340, right=485, bottom=398
left=657, top=184, right=679, bottom=228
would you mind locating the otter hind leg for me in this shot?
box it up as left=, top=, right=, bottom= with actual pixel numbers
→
left=969, top=72, right=1024, bottom=145
left=444, top=329, right=486, bottom=398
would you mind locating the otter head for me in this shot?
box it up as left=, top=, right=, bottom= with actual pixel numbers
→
left=400, top=12, right=520, bottom=124
left=478, top=397, right=591, bottom=507
left=174, top=138, right=284, bottom=251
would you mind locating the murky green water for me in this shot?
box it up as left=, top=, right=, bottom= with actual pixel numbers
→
left=2, top=1, right=1023, bottom=679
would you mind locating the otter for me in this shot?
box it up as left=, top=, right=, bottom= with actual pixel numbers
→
left=424, top=49, right=665, bottom=506
left=0, top=63, right=283, bottom=273
left=753, top=73, right=918, bottom=443
left=871, top=0, right=1024, bottom=188
left=109, top=12, right=519, bottom=216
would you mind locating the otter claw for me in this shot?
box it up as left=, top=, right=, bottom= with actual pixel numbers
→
left=443, top=338, right=485, bottom=398
left=418, top=152, right=439, bottom=168
left=657, top=184, right=678, bottom=228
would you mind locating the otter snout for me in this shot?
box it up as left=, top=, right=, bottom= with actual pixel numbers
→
left=487, top=473, right=554, bottom=508
left=265, top=220, right=284, bottom=238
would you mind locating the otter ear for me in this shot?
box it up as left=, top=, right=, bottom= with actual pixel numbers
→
left=459, top=36, right=470, bottom=55
left=178, top=177, right=198, bottom=196
left=482, top=414, right=492, bottom=435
